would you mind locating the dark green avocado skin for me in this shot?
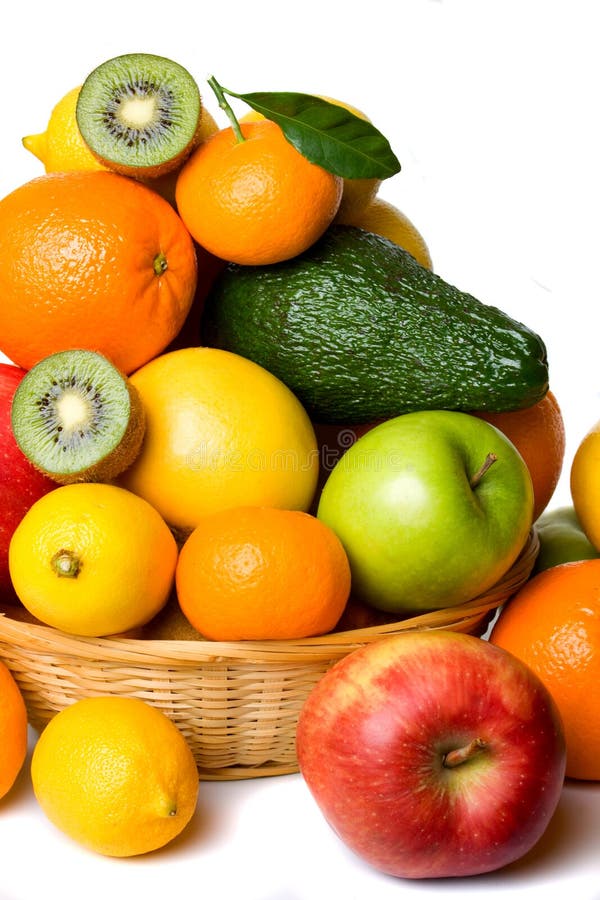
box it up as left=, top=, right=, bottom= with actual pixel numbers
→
left=200, top=226, right=549, bottom=424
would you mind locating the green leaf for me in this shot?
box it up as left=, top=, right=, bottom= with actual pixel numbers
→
left=228, top=90, right=401, bottom=181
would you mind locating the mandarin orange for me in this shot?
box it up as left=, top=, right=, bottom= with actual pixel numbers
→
left=490, top=558, right=600, bottom=780
left=176, top=506, right=351, bottom=641
left=175, top=119, right=343, bottom=265
left=473, top=390, right=565, bottom=521
left=0, top=171, right=198, bottom=374
left=0, top=659, right=28, bottom=799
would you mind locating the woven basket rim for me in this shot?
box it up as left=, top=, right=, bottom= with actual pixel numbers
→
left=0, top=529, right=538, bottom=665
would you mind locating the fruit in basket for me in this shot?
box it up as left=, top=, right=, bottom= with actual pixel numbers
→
left=8, top=483, right=177, bottom=637
left=175, top=118, right=343, bottom=265
left=473, top=389, right=565, bottom=521
left=336, top=196, right=433, bottom=269
left=76, top=52, right=203, bottom=178
left=570, top=416, right=600, bottom=550
left=201, top=226, right=549, bottom=423
left=490, top=558, right=600, bottom=780
left=533, top=506, right=598, bottom=573
left=0, top=363, right=56, bottom=601
left=118, top=347, right=319, bottom=533
left=0, top=659, right=28, bottom=800
left=0, top=170, right=198, bottom=374
left=317, top=410, right=534, bottom=613
left=176, top=506, right=351, bottom=640
left=10, top=349, right=145, bottom=485
left=296, top=630, right=566, bottom=879
left=31, top=696, right=199, bottom=857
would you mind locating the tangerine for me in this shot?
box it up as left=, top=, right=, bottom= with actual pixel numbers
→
left=0, top=659, right=28, bottom=800
left=175, top=119, right=343, bottom=265
left=176, top=506, right=351, bottom=641
left=473, top=390, right=565, bottom=521
left=489, top=558, right=600, bottom=780
left=0, top=171, right=198, bottom=374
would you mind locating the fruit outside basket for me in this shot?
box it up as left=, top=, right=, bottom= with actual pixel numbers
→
left=0, top=529, right=538, bottom=781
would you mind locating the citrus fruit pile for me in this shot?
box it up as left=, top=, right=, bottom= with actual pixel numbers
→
left=0, top=49, right=598, bottom=864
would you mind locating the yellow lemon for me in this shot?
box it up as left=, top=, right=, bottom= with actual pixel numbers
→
left=118, top=347, right=319, bottom=534
left=337, top=196, right=433, bottom=270
left=8, top=482, right=177, bottom=636
left=31, top=696, right=199, bottom=857
left=570, top=419, right=600, bottom=550
left=240, top=94, right=381, bottom=219
left=22, top=86, right=107, bottom=173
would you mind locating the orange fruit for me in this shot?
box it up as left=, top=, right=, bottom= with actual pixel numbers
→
left=0, top=171, right=198, bottom=374
left=31, top=696, right=199, bottom=857
left=0, top=659, right=28, bottom=799
left=8, top=482, right=178, bottom=637
left=569, top=417, right=600, bottom=550
left=175, top=119, right=343, bottom=265
left=337, top=197, right=434, bottom=270
left=118, top=347, right=319, bottom=533
left=176, top=506, right=351, bottom=640
left=473, top=390, right=565, bottom=521
left=490, top=559, right=600, bottom=780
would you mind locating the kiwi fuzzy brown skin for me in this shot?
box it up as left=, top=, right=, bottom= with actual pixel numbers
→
left=76, top=52, right=204, bottom=180
left=10, top=349, right=146, bottom=486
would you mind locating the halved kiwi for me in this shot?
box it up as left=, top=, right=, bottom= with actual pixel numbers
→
left=11, top=349, right=146, bottom=484
left=76, top=52, right=202, bottom=178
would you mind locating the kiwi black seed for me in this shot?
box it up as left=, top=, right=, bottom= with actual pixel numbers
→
left=76, top=52, right=202, bottom=178
left=11, top=349, right=146, bottom=485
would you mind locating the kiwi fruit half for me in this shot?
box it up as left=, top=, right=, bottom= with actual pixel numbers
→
left=11, top=349, right=146, bottom=484
left=76, top=52, right=202, bottom=178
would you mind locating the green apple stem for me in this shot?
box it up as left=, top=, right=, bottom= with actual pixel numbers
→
left=469, top=453, right=498, bottom=489
left=443, top=738, right=488, bottom=768
left=51, top=548, right=82, bottom=579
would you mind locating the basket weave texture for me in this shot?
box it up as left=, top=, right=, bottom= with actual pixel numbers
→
left=0, top=529, right=538, bottom=780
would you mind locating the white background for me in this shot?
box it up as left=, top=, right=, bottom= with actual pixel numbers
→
left=1, top=1, right=599, bottom=898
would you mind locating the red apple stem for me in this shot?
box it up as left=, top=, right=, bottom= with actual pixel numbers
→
left=469, top=453, right=498, bottom=489
left=442, top=738, right=488, bottom=768
left=51, top=548, right=82, bottom=579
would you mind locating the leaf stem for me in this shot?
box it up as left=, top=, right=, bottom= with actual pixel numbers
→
left=207, top=75, right=245, bottom=143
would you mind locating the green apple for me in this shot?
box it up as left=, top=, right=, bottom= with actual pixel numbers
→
left=533, top=505, right=599, bottom=574
left=316, top=410, right=534, bottom=613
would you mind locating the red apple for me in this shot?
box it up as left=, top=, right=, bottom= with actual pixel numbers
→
left=296, top=630, right=566, bottom=879
left=0, top=363, right=55, bottom=600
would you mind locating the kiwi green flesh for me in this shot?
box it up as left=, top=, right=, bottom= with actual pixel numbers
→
left=76, top=52, right=201, bottom=172
left=11, top=349, right=144, bottom=482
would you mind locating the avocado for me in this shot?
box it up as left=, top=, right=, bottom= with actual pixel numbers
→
left=200, top=226, right=549, bottom=423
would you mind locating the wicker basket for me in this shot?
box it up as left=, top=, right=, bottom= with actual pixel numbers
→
left=0, top=529, right=538, bottom=780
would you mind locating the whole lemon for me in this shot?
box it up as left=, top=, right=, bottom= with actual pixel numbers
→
left=31, top=696, right=199, bottom=857
left=22, top=87, right=107, bottom=173
left=119, top=348, right=319, bottom=533
left=336, top=196, right=433, bottom=270
left=571, top=418, right=600, bottom=549
left=8, top=482, right=177, bottom=636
